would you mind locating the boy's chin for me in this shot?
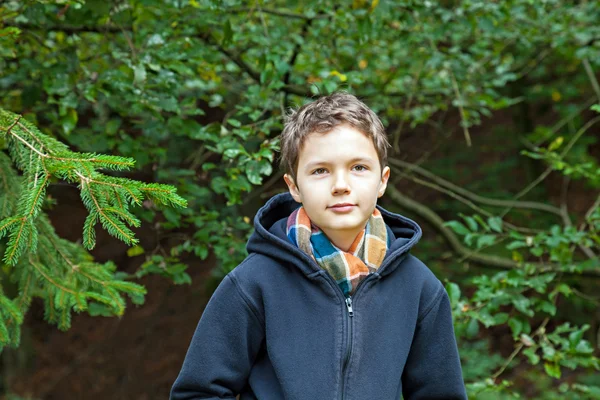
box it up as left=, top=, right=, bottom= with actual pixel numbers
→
left=322, top=219, right=366, bottom=232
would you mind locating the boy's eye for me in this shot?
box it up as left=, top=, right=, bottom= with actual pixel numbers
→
left=311, top=165, right=368, bottom=175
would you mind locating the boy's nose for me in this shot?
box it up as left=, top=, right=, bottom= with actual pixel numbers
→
left=331, top=173, right=351, bottom=194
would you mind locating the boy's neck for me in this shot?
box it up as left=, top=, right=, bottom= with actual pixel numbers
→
left=320, top=227, right=362, bottom=253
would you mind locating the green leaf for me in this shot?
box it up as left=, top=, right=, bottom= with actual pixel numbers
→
left=487, top=217, right=503, bottom=233
left=550, top=283, right=572, bottom=300
left=544, top=362, right=562, bottom=379
left=444, top=221, right=470, bottom=236
left=445, top=282, right=461, bottom=308
left=512, top=295, right=534, bottom=317
left=547, top=136, right=564, bottom=152
left=538, top=300, right=557, bottom=316
left=507, top=241, right=528, bottom=250
left=542, top=343, right=556, bottom=359
left=173, top=271, right=192, bottom=285
left=323, top=80, right=338, bottom=93
left=476, top=309, right=497, bottom=327
left=476, top=234, right=496, bottom=249
left=127, top=245, right=145, bottom=257
left=194, top=245, right=209, bottom=260
left=87, top=302, right=113, bottom=317
left=133, top=64, right=147, bottom=85
left=568, top=325, right=588, bottom=347
left=530, top=247, right=544, bottom=257
left=466, top=318, right=479, bottom=339
left=0, top=27, right=21, bottom=39
left=523, top=347, right=540, bottom=365
left=62, top=108, right=78, bottom=135
left=224, top=148, right=242, bottom=159
left=228, top=118, right=242, bottom=128
left=493, top=312, right=509, bottom=324
left=163, top=208, right=181, bottom=227
left=223, top=20, right=233, bottom=46
left=464, top=233, right=476, bottom=247
left=574, top=340, right=594, bottom=354
left=460, top=214, right=478, bottom=231
left=508, top=317, right=524, bottom=337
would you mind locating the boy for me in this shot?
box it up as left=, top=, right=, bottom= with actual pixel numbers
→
left=170, top=92, right=467, bottom=399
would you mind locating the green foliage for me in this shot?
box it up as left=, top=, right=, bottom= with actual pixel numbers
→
left=445, top=207, right=600, bottom=394
left=0, top=80, right=186, bottom=348
left=521, top=119, right=600, bottom=188
left=444, top=214, right=503, bottom=249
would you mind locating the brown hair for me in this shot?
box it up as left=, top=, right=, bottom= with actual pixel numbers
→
left=278, top=91, right=391, bottom=184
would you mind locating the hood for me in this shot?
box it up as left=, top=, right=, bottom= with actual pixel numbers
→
left=246, top=192, right=422, bottom=279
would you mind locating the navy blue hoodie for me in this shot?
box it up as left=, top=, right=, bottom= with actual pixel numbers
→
left=171, top=192, right=467, bottom=400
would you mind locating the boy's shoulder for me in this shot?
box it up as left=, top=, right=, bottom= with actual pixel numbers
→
left=402, top=253, right=443, bottom=287
left=228, top=252, right=286, bottom=287
left=401, top=253, right=447, bottom=318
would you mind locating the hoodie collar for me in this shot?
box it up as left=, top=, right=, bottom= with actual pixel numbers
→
left=246, top=192, right=422, bottom=278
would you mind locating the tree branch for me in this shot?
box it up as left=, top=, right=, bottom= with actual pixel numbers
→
left=227, top=7, right=330, bottom=20
left=449, top=68, right=472, bottom=147
left=10, top=23, right=123, bottom=34
left=385, top=184, right=600, bottom=279
left=196, top=32, right=311, bottom=98
left=391, top=166, right=542, bottom=235
left=282, top=17, right=314, bottom=108
left=392, top=63, right=424, bottom=153
left=583, top=58, right=600, bottom=103
left=388, top=158, right=563, bottom=216
left=12, top=22, right=311, bottom=98
left=531, top=97, right=597, bottom=147
left=499, top=115, right=600, bottom=218
left=560, top=176, right=597, bottom=259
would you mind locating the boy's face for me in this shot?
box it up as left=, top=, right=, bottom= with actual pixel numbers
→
left=283, top=124, right=391, bottom=251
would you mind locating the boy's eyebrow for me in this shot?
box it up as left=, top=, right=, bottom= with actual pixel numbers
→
left=304, top=157, right=375, bottom=171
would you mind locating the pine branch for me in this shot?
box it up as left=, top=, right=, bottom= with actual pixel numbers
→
left=0, top=151, right=20, bottom=218
left=0, top=108, right=187, bottom=261
left=0, top=108, right=181, bottom=346
left=0, top=286, right=24, bottom=347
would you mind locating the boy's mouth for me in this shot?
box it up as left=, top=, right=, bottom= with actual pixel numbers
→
left=329, top=203, right=356, bottom=212
left=330, top=202, right=355, bottom=208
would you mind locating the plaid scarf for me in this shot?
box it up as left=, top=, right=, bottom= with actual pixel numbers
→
left=286, top=206, right=390, bottom=297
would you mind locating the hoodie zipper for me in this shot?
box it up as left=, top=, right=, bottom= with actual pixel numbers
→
left=340, top=296, right=354, bottom=400
left=337, top=271, right=379, bottom=400
left=309, top=257, right=396, bottom=400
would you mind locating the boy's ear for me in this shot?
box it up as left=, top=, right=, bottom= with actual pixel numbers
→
left=283, top=173, right=302, bottom=203
left=377, top=166, right=391, bottom=198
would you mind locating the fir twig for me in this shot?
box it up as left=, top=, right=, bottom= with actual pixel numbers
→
left=0, top=108, right=183, bottom=346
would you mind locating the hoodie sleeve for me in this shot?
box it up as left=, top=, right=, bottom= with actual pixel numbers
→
left=170, top=273, right=265, bottom=400
left=401, top=283, right=467, bottom=400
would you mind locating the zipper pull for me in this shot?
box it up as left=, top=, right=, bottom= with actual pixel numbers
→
left=345, top=297, right=354, bottom=317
